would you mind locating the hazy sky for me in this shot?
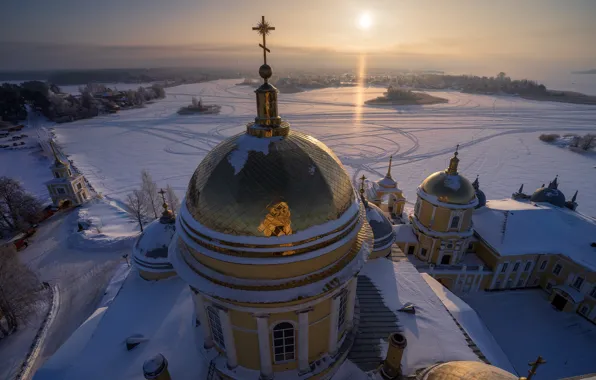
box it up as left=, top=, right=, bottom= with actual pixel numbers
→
left=1, top=0, right=595, bottom=76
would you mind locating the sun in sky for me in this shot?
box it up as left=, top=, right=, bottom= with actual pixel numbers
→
left=357, top=12, right=373, bottom=30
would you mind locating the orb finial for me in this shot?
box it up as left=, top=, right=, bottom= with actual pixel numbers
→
left=158, top=188, right=173, bottom=221
left=247, top=16, right=288, bottom=137
left=359, top=175, right=369, bottom=207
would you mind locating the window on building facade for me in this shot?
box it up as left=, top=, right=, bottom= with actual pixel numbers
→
left=546, top=282, right=553, bottom=291
left=517, top=279, right=524, bottom=287
left=420, top=248, right=428, bottom=258
left=572, top=276, right=584, bottom=290
left=77, top=183, right=82, bottom=190
left=54, top=172, right=60, bottom=178
left=206, top=306, right=225, bottom=349
left=553, top=264, right=562, bottom=276
left=524, top=262, right=531, bottom=272
left=67, top=169, right=71, bottom=176
left=450, top=215, right=460, bottom=229
left=468, top=242, right=473, bottom=250
left=57, top=188, right=66, bottom=194
left=513, top=262, right=519, bottom=272
left=540, top=260, right=547, bottom=270
left=407, top=246, right=415, bottom=255
left=272, top=322, right=295, bottom=363
left=591, top=286, right=596, bottom=298
left=501, top=263, right=508, bottom=273
left=337, top=291, right=348, bottom=335
left=579, top=305, right=589, bottom=316
left=447, top=243, right=453, bottom=249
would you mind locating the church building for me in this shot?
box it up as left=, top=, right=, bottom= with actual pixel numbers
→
left=45, top=140, right=91, bottom=207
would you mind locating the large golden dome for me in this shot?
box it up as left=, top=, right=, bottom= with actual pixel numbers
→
left=185, top=130, right=355, bottom=237
left=420, top=149, right=476, bottom=205
left=419, top=361, right=518, bottom=380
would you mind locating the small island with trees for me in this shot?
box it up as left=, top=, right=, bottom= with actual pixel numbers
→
left=365, top=86, right=448, bottom=106
left=177, top=97, right=221, bottom=115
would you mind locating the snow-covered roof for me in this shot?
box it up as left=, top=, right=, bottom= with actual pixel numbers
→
left=365, top=203, right=395, bottom=250
left=422, top=274, right=517, bottom=374
left=377, top=176, right=398, bottom=189
left=473, top=199, right=596, bottom=271
left=359, top=259, right=480, bottom=375
left=553, top=285, right=585, bottom=303
left=393, top=224, right=418, bottom=244
left=34, top=273, right=200, bottom=380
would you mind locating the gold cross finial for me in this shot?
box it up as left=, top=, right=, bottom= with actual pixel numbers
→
left=455, top=144, right=459, bottom=156
left=158, top=188, right=168, bottom=213
left=360, top=175, right=367, bottom=194
left=527, top=355, right=546, bottom=380
left=252, top=16, right=275, bottom=65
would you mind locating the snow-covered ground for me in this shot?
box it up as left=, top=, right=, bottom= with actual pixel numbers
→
left=0, top=199, right=139, bottom=378
left=42, top=79, right=596, bottom=217
left=463, top=289, right=596, bottom=380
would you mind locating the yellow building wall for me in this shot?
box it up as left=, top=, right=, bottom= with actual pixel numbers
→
left=308, top=318, right=331, bottom=362
left=190, top=234, right=356, bottom=281
left=233, top=329, right=261, bottom=370
left=474, top=242, right=499, bottom=269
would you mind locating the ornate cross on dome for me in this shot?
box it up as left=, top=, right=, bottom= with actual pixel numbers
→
left=158, top=188, right=169, bottom=213
left=252, top=16, right=275, bottom=65
left=359, top=175, right=367, bottom=195
left=447, top=144, right=460, bottom=175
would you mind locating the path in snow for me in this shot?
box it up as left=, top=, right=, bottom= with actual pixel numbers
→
left=3, top=79, right=595, bottom=216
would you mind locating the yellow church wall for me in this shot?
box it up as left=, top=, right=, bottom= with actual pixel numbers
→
left=229, top=309, right=258, bottom=331
left=189, top=233, right=356, bottom=281
left=474, top=241, right=499, bottom=269
left=233, top=329, right=261, bottom=370
left=416, top=198, right=434, bottom=227
left=308, top=317, right=331, bottom=362
left=431, top=207, right=451, bottom=232
left=434, top=275, right=455, bottom=290
left=539, top=255, right=596, bottom=292
left=461, top=209, right=473, bottom=231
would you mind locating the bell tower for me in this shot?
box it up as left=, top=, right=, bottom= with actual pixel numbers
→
left=45, top=140, right=91, bottom=207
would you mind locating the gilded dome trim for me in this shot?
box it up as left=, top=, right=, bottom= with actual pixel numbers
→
left=180, top=195, right=360, bottom=246
left=420, top=170, right=477, bottom=206
left=417, top=186, right=478, bottom=209
left=178, top=207, right=361, bottom=258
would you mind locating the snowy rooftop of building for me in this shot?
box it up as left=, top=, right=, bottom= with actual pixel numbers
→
left=422, top=274, right=517, bottom=374
left=473, top=199, right=596, bottom=270
left=393, top=224, right=418, bottom=244
left=34, top=272, right=201, bottom=380
left=359, top=259, right=480, bottom=375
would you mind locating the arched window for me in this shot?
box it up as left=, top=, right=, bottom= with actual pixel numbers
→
left=272, top=322, right=295, bottom=363
left=450, top=215, right=460, bottom=229
left=206, top=306, right=225, bottom=349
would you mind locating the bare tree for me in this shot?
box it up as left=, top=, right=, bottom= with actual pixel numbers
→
left=0, top=177, right=42, bottom=232
left=126, top=190, right=147, bottom=232
left=0, top=248, right=44, bottom=336
left=165, top=184, right=180, bottom=217
left=579, top=134, right=596, bottom=151
left=140, top=170, right=159, bottom=219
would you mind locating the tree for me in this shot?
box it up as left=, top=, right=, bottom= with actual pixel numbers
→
left=579, top=134, right=596, bottom=151
left=165, top=184, right=180, bottom=217
left=0, top=177, right=42, bottom=232
left=126, top=189, right=147, bottom=232
left=141, top=170, right=160, bottom=219
left=497, top=72, right=506, bottom=81
left=0, top=248, right=44, bottom=336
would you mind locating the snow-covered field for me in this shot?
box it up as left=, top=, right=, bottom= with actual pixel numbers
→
left=463, top=290, right=596, bottom=380
left=41, top=79, right=596, bottom=217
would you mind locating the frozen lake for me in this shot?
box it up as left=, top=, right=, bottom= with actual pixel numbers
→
left=5, top=79, right=596, bottom=216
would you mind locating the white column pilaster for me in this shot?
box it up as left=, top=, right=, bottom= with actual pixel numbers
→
left=298, top=311, right=310, bottom=374
left=513, top=261, right=524, bottom=288
left=256, top=315, right=273, bottom=379
left=501, top=263, right=513, bottom=289
left=328, top=295, right=341, bottom=356
left=219, top=309, right=237, bottom=369
left=429, top=239, right=437, bottom=263
left=345, top=279, right=358, bottom=330
left=194, top=293, right=213, bottom=348
left=430, top=206, right=437, bottom=227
